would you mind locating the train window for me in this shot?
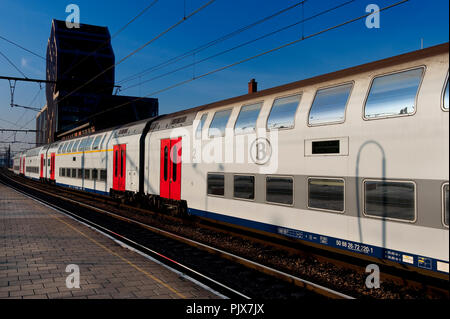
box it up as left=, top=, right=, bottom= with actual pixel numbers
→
left=364, top=68, right=423, bottom=119
left=85, top=169, right=90, bottom=180
left=209, top=109, right=232, bottom=137
left=71, top=140, right=80, bottom=152
left=115, top=150, right=118, bottom=177
left=77, top=169, right=83, bottom=179
left=163, top=146, right=168, bottom=181
left=266, top=177, right=293, bottom=205
left=66, top=141, right=73, bottom=153
left=443, top=76, right=449, bottom=110
left=57, top=143, right=64, bottom=154
left=234, top=102, right=263, bottom=134
left=364, top=180, right=416, bottom=221
left=195, top=114, right=208, bottom=139
left=234, top=175, right=255, bottom=200
left=207, top=174, right=225, bottom=196
left=78, top=138, right=88, bottom=151
left=61, top=168, right=66, bottom=177
left=85, top=137, right=95, bottom=151
left=92, top=169, right=98, bottom=180
left=443, top=184, right=449, bottom=227
left=172, top=145, right=177, bottom=182
left=311, top=140, right=340, bottom=154
left=100, top=170, right=107, bottom=181
left=121, top=150, right=124, bottom=177
left=267, top=94, right=301, bottom=130
left=71, top=168, right=77, bottom=178
left=309, top=83, right=352, bottom=125
left=61, top=142, right=67, bottom=153
left=99, top=134, right=107, bottom=149
left=91, top=136, right=102, bottom=150
left=308, top=178, right=345, bottom=212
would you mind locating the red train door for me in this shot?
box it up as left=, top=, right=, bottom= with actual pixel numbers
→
left=40, top=154, right=44, bottom=178
left=160, top=138, right=182, bottom=200
left=50, top=153, right=55, bottom=180
left=113, top=144, right=126, bottom=191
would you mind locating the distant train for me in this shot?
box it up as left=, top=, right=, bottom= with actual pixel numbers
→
left=14, top=43, right=449, bottom=276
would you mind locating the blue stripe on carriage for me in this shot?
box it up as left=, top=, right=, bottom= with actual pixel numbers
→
left=188, top=208, right=448, bottom=274
left=56, top=182, right=109, bottom=196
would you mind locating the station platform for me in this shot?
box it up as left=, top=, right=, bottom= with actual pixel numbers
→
left=0, top=183, right=220, bottom=299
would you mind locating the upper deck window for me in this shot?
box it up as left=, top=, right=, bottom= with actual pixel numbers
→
left=443, top=76, right=449, bottom=110
left=234, top=102, right=262, bottom=134
left=309, top=83, right=352, bottom=125
left=267, top=94, right=301, bottom=130
left=78, top=138, right=88, bottom=151
left=85, top=137, right=94, bottom=151
left=91, top=135, right=103, bottom=150
left=65, top=141, right=74, bottom=153
left=209, top=109, right=232, bottom=137
left=196, top=114, right=208, bottom=139
left=61, top=142, right=69, bottom=153
left=364, top=68, right=423, bottom=119
left=57, top=143, right=64, bottom=154
left=71, top=140, right=80, bottom=152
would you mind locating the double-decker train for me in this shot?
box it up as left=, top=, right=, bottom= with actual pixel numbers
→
left=13, top=43, right=449, bottom=277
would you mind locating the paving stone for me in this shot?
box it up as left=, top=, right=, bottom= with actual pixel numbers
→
left=0, top=183, right=220, bottom=300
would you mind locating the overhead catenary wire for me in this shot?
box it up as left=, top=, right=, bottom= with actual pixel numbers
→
left=0, top=34, right=46, bottom=61
left=120, top=0, right=355, bottom=92
left=0, top=49, right=28, bottom=78
left=117, top=0, right=308, bottom=86
left=55, top=0, right=217, bottom=106
left=73, top=0, right=409, bottom=124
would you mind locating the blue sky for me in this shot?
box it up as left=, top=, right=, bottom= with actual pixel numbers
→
left=0, top=0, right=448, bottom=152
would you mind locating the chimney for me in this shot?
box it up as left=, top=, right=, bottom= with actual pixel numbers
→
left=248, top=78, right=257, bottom=94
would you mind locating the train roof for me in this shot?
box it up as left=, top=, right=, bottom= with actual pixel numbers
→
left=168, top=42, right=449, bottom=118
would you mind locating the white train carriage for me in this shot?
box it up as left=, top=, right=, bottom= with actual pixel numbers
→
left=12, top=153, right=21, bottom=175
left=107, top=119, right=151, bottom=196
left=24, top=147, right=43, bottom=180
left=55, top=131, right=112, bottom=194
left=145, top=43, right=449, bottom=275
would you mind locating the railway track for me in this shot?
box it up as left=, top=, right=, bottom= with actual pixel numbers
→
left=1, top=169, right=448, bottom=299
left=0, top=169, right=353, bottom=299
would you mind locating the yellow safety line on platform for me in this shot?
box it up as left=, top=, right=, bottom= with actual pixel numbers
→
left=34, top=204, right=186, bottom=299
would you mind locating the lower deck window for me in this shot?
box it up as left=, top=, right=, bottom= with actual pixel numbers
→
left=234, top=175, right=254, bottom=200
left=207, top=174, right=224, bottom=196
left=266, top=177, right=293, bottom=205
left=308, top=178, right=344, bottom=212
left=72, top=168, right=77, bottom=178
left=100, top=170, right=107, bottom=181
left=92, top=169, right=98, bottom=180
left=364, top=180, right=415, bottom=221
left=77, top=169, right=83, bottom=179
left=444, top=184, right=449, bottom=227
left=84, top=169, right=90, bottom=180
left=61, top=168, right=66, bottom=177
